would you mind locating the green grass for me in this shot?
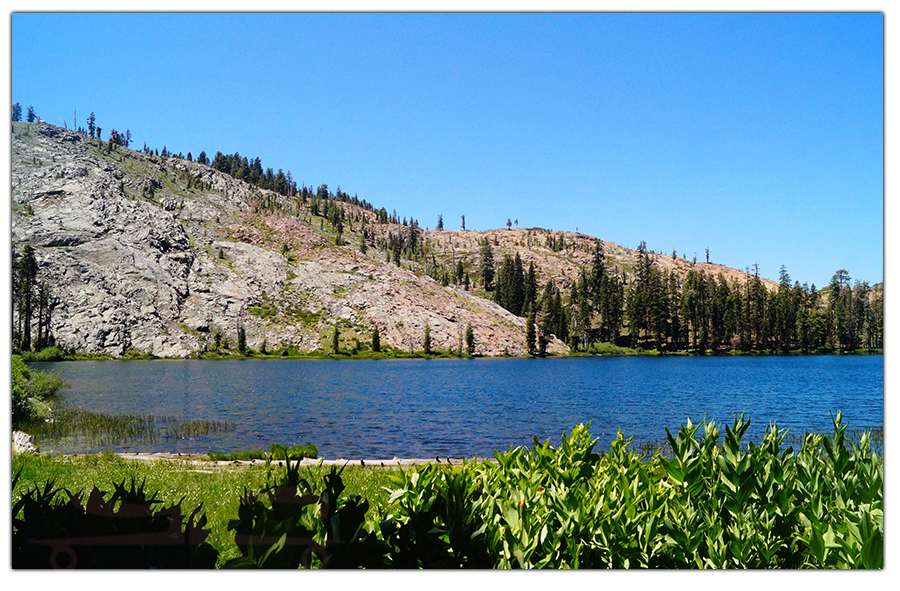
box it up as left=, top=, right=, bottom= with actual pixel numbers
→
left=21, top=403, right=236, bottom=450
left=586, top=341, right=643, bottom=356
left=207, top=442, right=318, bottom=462
left=11, top=452, right=399, bottom=567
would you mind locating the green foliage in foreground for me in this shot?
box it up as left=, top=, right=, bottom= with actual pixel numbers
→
left=380, top=415, right=881, bottom=568
left=11, top=453, right=396, bottom=567
left=12, top=472, right=218, bottom=568
left=12, top=414, right=882, bottom=568
left=12, top=354, right=66, bottom=424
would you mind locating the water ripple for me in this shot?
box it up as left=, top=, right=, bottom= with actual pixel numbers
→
left=31, top=355, right=883, bottom=458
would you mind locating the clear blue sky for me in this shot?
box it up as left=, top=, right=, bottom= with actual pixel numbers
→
left=10, top=12, right=884, bottom=288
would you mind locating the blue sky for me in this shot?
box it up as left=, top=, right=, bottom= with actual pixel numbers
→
left=10, top=11, right=884, bottom=288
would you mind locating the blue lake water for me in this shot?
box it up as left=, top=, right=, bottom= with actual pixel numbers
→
left=31, top=355, right=883, bottom=458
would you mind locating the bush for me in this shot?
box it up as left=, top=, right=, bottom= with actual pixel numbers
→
left=224, top=447, right=388, bottom=568
left=12, top=355, right=31, bottom=412
left=383, top=415, right=883, bottom=568
left=11, top=355, right=65, bottom=424
left=12, top=473, right=218, bottom=568
left=20, top=346, right=69, bottom=362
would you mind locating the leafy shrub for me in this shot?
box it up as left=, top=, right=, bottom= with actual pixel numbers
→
left=12, top=473, right=218, bottom=568
left=20, top=346, right=70, bottom=362
left=224, top=447, right=388, bottom=568
left=383, top=416, right=882, bottom=568
left=12, top=355, right=65, bottom=424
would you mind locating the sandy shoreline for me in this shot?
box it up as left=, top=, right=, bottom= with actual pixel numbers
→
left=101, top=452, right=483, bottom=468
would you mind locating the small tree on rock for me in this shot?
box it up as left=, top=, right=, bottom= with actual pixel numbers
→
left=423, top=322, right=432, bottom=355
left=372, top=325, right=381, bottom=352
left=465, top=323, right=475, bottom=356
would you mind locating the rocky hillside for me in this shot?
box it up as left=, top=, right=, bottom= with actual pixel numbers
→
left=11, top=121, right=777, bottom=358
left=11, top=121, right=558, bottom=357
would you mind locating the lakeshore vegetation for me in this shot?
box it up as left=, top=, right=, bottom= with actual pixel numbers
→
left=12, top=415, right=882, bottom=568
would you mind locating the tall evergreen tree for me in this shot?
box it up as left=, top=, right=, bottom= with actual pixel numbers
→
left=572, top=270, right=594, bottom=351
left=237, top=322, right=247, bottom=356
left=526, top=311, right=537, bottom=356
left=465, top=323, right=475, bottom=356
left=479, top=238, right=495, bottom=291
left=512, top=253, right=525, bottom=315
left=523, top=261, right=537, bottom=316
left=13, top=245, right=38, bottom=351
left=12, top=102, right=22, bottom=122
left=372, top=325, right=381, bottom=352
left=626, top=241, right=654, bottom=348
left=423, top=322, right=432, bottom=355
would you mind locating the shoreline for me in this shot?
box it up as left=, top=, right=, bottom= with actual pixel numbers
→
left=25, top=448, right=483, bottom=468
left=22, top=348, right=885, bottom=363
left=116, top=452, right=475, bottom=467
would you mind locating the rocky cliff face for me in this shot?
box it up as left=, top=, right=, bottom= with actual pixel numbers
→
left=12, top=121, right=780, bottom=359
left=11, top=122, right=564, bottom=358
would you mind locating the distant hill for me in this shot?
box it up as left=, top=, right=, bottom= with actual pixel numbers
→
left=11, top=121, right=881, bottom=357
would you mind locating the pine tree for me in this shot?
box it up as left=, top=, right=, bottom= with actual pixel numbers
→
left=465, top=323, right=475, bottom=356
left=494, top=254, right=515, bottom=311
left=14, top=245, right=38, bottom=351
left=372, top=325, right=381, bottom=352
left=26, top=105, right=36, bottom=122
left=512, top=253, right=525, bottom=315
left=238, top=323, right=247, bottom=355
left=332, top=326, right=340, bottom=354
left=574, top=270, right=593, bottom=350
left=34, top=279, right=56, bottom=351
left=479, top=238, right=495, bottom=291
left=423, top=322, right=432, bottom=355
left=626, top=241, right=654, bottom=348
left=523, top=261, right=537, bottom=316
left=711, top=274, right=730, bottom=348
left=526, top=311, right=537, bottom=356
left=12, top=103, right=22, bottom=122
left=436, top=214, right=443, bottom=231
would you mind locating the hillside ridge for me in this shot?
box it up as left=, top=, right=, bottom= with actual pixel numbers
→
left=13, top=121, right=878, bottom=358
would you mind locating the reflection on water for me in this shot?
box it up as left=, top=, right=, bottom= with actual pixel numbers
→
left=31, top=355, right=883, bottom=458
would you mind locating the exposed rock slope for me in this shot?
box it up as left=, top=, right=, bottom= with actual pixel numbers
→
left=11, top=122, right=558, bottom=357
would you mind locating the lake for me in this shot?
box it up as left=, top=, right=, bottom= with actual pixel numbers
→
left=31, top=355, right=883, bottom=459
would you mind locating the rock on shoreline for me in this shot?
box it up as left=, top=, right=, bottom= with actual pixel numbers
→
left=12, top=431, right=37, bottom=455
